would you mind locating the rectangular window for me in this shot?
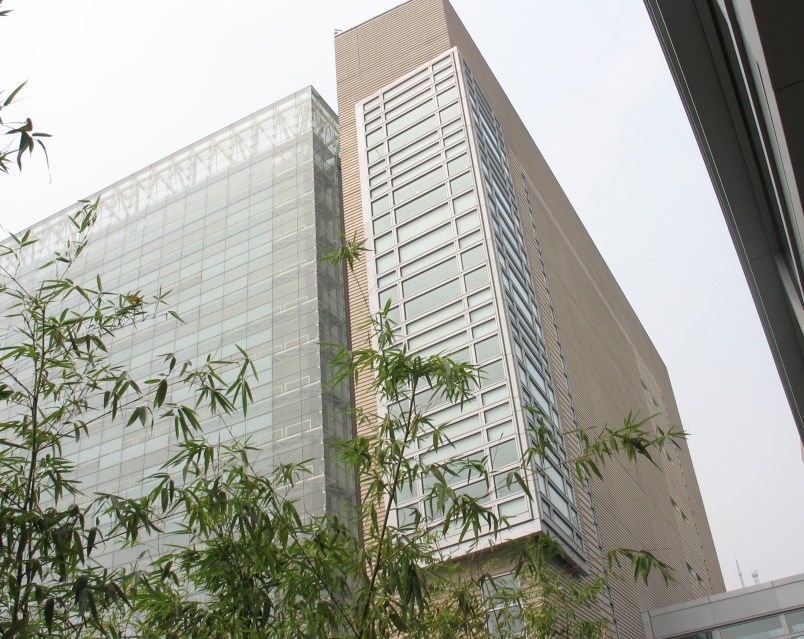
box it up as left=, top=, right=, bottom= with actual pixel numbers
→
left=447, top=153, right=470, bottom=176
left=387, top=115, right=437, bottom=153
left=439, top=103, right=462, bottom=125
left=383, top=69, right=429, bottom=101
left=373, top=213, right=392, bottom=234
left=475, top=334, right=501, bottom=362
left=407, top=299, right=463, bottom=335
left=489, top=439, right=518, bottom=470
left=408, top=315, right=465, bottom=351
left=487, top=420, right=514, bottom=442
left=395, top=186, right=448, bottom=224
left=450, top=172, right=473, bottom=195
left=393, top=167, right=445, bottom=205
left=721, top=617, right=785, bottom=639
left=404, top=279, right=461, bottom=319
left=453, top=190, right=476, bottom=214
left=402, top=257, right=458, bottom=297
left=464, top=265, right=490, bottom=291
left=456, top=210, right=479, bottom=234
left=386, top=99, right=436, bottom=136
left=397, top=203, right=450, bottom=242
left=398, top=222, right=452, bottom=262
left=390, top=141, right=440, bottom=176
left=400, top=243, right=455, bottom=277
left=785, top=609, right=804, bottom=632
left=461, top=245, right=485, bottom=270
left=371, top=194, right=390, bottom=216
left=389, top=131, right=439, bottom=165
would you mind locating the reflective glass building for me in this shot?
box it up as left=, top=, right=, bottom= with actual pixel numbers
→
left=1, top=87, right=354, bottom=566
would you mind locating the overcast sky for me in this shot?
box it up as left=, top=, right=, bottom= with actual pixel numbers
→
left=2, top=1, right=802, bottom=592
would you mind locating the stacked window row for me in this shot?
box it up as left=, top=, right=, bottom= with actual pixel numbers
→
left=360, top=54, right=533, bottom=537
left=461, top=63, right=583, bottom=548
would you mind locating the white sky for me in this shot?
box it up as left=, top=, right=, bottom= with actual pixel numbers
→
left=1, top=0, right=802, bottom=593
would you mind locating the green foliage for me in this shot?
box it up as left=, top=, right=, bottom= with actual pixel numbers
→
left=0, top=2, right=51, bottom=175
left=0, top=203, right=256, bottom=637
left=108, top=236, right=682, bottom=639
left=0, top=211, right=683, bottom=639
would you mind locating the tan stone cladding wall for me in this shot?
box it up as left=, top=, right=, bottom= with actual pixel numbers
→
left=335, top=2, right=724, bottom=638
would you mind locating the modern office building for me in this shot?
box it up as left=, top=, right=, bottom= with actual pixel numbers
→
left=0, top=87, right=355, bottom=565
left=642, top=572, right=804, bottom=639
left=643, top=0, right=804, bottom=447
left=1, top=4, right=727, bottom=636
left=335, top=1, right=724, bottom=637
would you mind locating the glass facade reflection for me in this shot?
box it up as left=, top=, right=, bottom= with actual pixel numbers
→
left=1, top=87, right=354, bottom=566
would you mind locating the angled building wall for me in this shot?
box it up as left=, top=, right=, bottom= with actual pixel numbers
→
left=335, top=2, right=724, bottom=637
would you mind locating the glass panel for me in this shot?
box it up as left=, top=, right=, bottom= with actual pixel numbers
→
left=386, top=99, right=436, bottom=136
left=416, top=331, right=468, bottom=359
left=446, top=140, right=467, bottom=158
left=489, top=439, right=518, bottom=469
left=379, top=286, right=397, bottom=307
left=475, top=334, right=501, bottom=361
left=787, top=610, right=804, bottom=632
left=464, top=266, right=490, bottom=291
left=456, top=210, right=479, bottom=234
left=394, top=167, right=445, bottom=204
left=387, top=115, right=437, bottom=153
left=442, top=119, right=463, bottom=136
left=453, top=190, right=476, bottom=214
left=371, top=194, right=390, bottom=216
left=368, top=144, right=385, bottom=163
left=402, top=257, right=458, bottom=296
left=459, top=230, right=482, bottom=248
left=370, top=183, right=388, bottom=198
left=450, top=172, right=473, bottom=195
left=369, top=170, right=387, bottom=187
left=400, top=243, right=455, bottom=277
left=721, top=617, right=785, bottom=639
left=404, top=279, right=461, bottom=319
left=407, top=300, right=463, bottom=335
left=447, top=153, right=470, bottom=176
left=437, top=86, right=459, bottom=108
left=439, top=103, right=462, bottom=124
left=461, top=245, right=485, bottom=270
left=366, top=128, right=384, bottom=148
left=480, top=358, right=505, bottom=387
left=408, top=315, right=465, bottom=351
left=384, top=69, right=429, bottom=101
left=398, top=222, right=452, bottom=262
left=390, top=141, right=440, bottom=176
left=389, top=131, right=439, bottom=165
left=488, top=420, right=514, bottom=442
left=375, top=232, right=393, bottom=253
left=376, top=252, right=396, bottom=274
left=397, top=203, right=450, bottom=242
left=373, top=213, right=392, bottom=234
left=467, top=288, right=492, bottom=308
left=395, top=186, right=448, bottom=224
left=392, top=155, right=442, bottom=189
left=484, top=402, right=511, bottom=425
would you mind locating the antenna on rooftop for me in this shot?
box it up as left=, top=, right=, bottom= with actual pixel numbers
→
left=736, top=557, right=745, bottom=588
left=752, top=570, right=760, bottom=585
